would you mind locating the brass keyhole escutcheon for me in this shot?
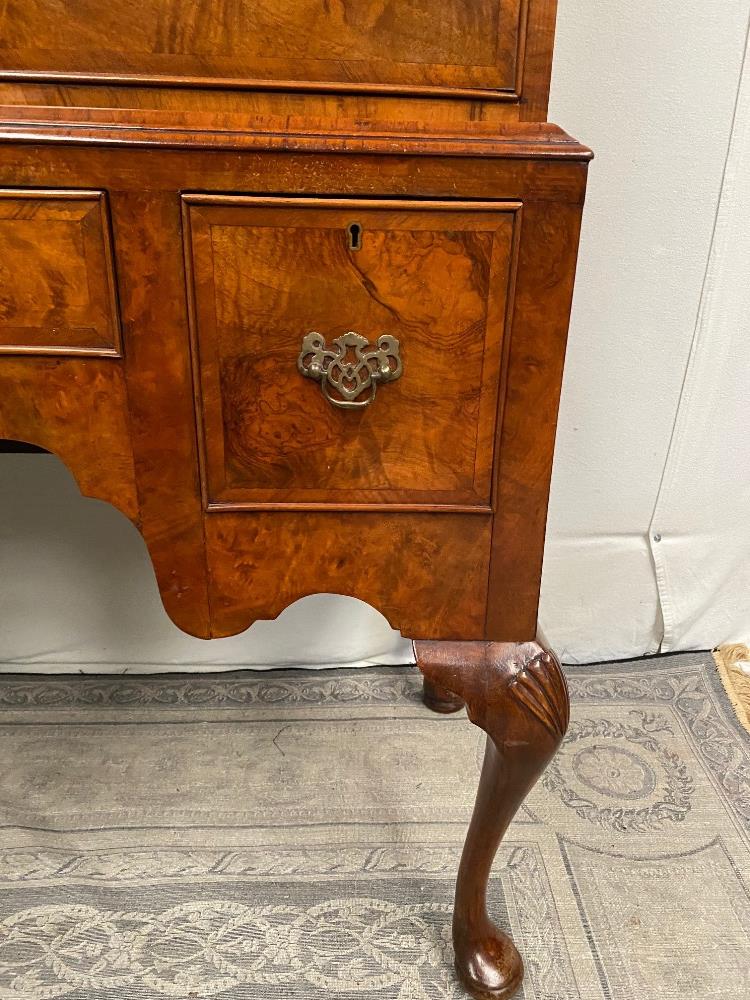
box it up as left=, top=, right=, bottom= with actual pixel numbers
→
left=347, top=221, right=363, bottom=252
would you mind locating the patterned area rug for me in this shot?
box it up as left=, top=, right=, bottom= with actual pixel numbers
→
left=0, top=653, right=747, bottom=1000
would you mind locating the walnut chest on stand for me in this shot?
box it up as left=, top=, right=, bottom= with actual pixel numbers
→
left=0, top=2, right=591, bottom=996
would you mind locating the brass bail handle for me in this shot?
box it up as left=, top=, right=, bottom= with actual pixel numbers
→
left=297, top=331, right=402, bottom=409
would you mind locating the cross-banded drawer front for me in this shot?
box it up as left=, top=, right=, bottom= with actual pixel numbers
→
left=0, top=189, right=121, bottom=357
left=183, top=195, right=520, bottom=512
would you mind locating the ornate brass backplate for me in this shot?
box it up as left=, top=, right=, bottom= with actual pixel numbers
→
left=297, top=331, right=402, bottom=409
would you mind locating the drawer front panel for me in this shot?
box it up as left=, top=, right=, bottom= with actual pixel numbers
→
left=183, top=196, right=519, bottom=511
left=2, top=0, right=524, bottom=98
left=0, top=189, right=121, bottom=356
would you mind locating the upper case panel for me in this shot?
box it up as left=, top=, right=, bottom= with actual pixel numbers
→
left=183, top=195, right=519, bottom=512
left=0, top=0, right=527, bottom=98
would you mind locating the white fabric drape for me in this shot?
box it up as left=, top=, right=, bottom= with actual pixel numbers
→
left=650, top=21, right=750, bottom=651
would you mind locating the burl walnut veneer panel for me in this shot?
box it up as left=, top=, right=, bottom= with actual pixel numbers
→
left=1, top=0, right=528, bottom=97
left=0, top=189, right=121, bottom=356
left=0, top=356, right=138, bottom=521
left=184, top=196, right=519, bottom=512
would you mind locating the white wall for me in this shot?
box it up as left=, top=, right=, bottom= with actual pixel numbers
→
left=542, top=0, right=750, bottom=661
left=1, top=0, right=749, bottom=670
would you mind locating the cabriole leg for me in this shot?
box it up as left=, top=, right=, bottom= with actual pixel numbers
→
left=414, top=640, right=570, bottom=1000
left=422, top=676, right=466, bottom=713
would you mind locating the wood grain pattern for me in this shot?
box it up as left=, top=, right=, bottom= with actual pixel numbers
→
left=0, top=108, right=591, bottom=160
left=519, top=0, right=559, bottom=120
left=0, top=83, right=530, bottom=128
left=204, top=511, right=492, bottom=640
left=107, top=189, right=213, bottom=639
left=0, top=356, right=138, bottom=521
left=0, top=189, right=121, bottom=356
left=486, top=199, right=584, bottom=639
left=0, top=0, right=534, bottom=100
left=415, top=639, right=570, bottom=999
left=422, top=677, right=467, bottom=713
left=184, top=196, right=518, bottom=511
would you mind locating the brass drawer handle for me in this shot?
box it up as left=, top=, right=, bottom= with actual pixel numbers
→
left=298, top=331, right=402, bottom=409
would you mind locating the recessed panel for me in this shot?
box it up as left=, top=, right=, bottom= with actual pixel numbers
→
left=0, top=190, right=121, bottom=356
left=184, top=195, right=519, bottom=512
left=0, top=0, right=525, bottom=97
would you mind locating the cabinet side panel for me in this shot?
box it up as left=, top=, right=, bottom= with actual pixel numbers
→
left=486, top=193, right=585, bottom=640
left=519, top=0, right=559, bottom=120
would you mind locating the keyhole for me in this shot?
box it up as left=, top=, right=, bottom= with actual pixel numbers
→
left=347, top=222, right=363, bottom=252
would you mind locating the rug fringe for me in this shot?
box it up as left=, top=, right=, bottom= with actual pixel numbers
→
left=713, top=644, right=750, bottom=735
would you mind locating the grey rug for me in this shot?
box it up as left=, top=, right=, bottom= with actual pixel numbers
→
left=0, top=653, right=747, bottom=999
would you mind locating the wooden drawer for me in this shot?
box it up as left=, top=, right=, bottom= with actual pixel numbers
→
left=183, top=195, right=520, bottom=512
left=0, top=189, right=121, bottom=356
left=2, top=0, right=532, bottom=100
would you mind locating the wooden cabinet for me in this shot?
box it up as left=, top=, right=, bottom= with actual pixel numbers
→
left=0, top=136, right=588, bottom=645
left=0, top=3, right=590, bottom=997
